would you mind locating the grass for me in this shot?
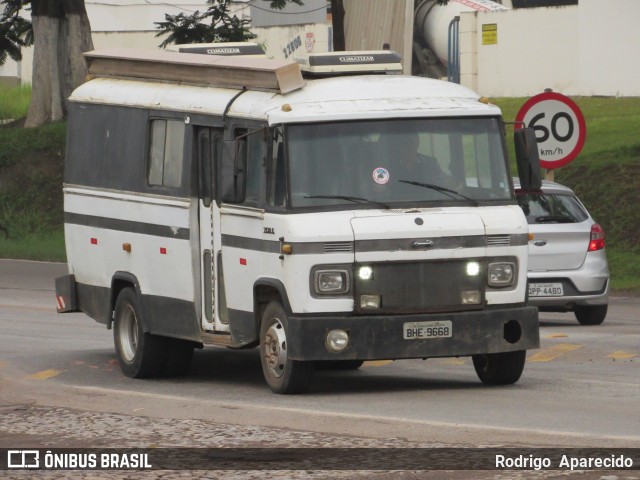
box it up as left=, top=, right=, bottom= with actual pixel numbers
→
left=0, top=121, right=66, bottom=169
left=607, top=249, right=640, bottom=292
left=0, top=122, right=65, bottom=247
left=0, top=230, right=66, bottom=262
left=0, top=84, right=32, bottom=120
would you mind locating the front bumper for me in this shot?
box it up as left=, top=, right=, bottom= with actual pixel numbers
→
left=286, top=306, right=539, bottom=361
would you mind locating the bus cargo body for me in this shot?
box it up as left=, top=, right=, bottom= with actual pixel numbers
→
left=56, top=50, right=539, bottom=394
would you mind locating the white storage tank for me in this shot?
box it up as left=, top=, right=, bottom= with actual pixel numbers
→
left=415, top=0, right=508, bottom=64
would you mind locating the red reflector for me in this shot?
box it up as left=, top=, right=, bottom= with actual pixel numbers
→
left=588, top=223, right=605, bottom=252
left=160, top=247, right=167, bottom=255
left=240, top=258, right=247, bottom=265
left=90, top=238, right=98, bottom=245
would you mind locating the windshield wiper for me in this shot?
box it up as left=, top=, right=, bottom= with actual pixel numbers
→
left=398, top=180, right=479, bottom=206
left=535, top=215, right=574, bottom=223
left=304, top=195, right=390, bottom=209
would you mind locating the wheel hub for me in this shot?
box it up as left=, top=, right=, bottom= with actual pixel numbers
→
left=119, top=305, right=138, bottom=363
left=264, top=319, right=287, bottom=378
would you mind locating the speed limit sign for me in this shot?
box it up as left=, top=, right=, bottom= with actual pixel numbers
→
left=515, top=92, right=586, bottom=169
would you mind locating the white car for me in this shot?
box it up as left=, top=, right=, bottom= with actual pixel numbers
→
left=514, top=179, right=609, bottom=325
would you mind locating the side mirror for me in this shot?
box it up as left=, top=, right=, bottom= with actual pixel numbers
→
left=514, top=127, right=542, bottom=191
left=221, top=138, right=247, bottom=203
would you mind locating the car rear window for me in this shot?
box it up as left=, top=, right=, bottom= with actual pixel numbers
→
left=516, top=192, right=589, bottom=224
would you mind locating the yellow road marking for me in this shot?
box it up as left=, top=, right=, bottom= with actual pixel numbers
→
left=528, top=343, right=582, bottom=362
left=607, top=351, right=638, bottom=360
left=439, top=358, right=466, bottom=365
left=28, top=369, right=62, bottom=380
left=547, top=334, right=568, bottom=338
left=362, top=360, right=393, bottom=367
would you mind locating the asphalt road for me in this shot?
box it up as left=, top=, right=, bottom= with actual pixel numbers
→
left=0, top=259, right=638, bottom=478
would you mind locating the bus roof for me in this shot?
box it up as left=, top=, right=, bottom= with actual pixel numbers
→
left=70, top=72, right=500, bottom=124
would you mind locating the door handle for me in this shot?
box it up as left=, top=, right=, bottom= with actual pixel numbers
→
left=533, top=240, right=547, bottom=247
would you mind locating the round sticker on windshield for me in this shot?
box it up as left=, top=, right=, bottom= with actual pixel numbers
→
left=372, top=167, right=390, bottom=185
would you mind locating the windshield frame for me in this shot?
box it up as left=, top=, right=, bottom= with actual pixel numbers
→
left=275, top=116, right=518, bottom=213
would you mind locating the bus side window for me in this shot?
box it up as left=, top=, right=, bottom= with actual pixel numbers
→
left=245, top=131, right=266, bottom=205
left=148, top=119, right=185, bottom=188
left=226, top=126, right=267, bottom=206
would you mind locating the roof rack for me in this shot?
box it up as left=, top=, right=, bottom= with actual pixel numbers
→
left=166, top=42, right=266, bottom=57
left=294, top=50, right=403, bottom=77
left=83, top=48, right=304, bottom=94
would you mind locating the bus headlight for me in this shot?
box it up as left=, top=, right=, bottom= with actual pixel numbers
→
left=314, top=269, right=350, bottom=294
left=466, top=261, right=481, bottom=276
left=488, top=262, right=516, bottom=287
left=358, top=266, right=373, bottom=280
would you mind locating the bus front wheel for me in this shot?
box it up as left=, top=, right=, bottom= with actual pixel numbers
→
left=259, top=302, right=314, bottom=394
left=472, top=350, right=526, bottom=385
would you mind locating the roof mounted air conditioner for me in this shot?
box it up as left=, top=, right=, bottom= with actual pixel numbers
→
left=294, top=51, right=403, bottom=77
left=166, top=42, right=266, bottom=58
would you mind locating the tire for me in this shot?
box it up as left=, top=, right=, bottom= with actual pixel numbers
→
left=575, top=305, right=607, bottom=325
left=472, top=350, right=526, bottom=386
left=164, top=339, right=194, bottom=377
left=259, top=302, right=314, bottom=394
left=317, top=360, right=364, bottom=371
left=113, top=288, right=168, bottom=378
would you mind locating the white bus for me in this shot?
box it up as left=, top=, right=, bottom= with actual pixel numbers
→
left=56, top=48, right=541, bottom=394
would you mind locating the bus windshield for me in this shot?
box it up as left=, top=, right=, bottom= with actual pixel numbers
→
left=285, top=117, right=513, bottom=208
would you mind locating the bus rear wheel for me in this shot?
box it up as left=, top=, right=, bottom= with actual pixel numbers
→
left=259, top=302, right=314, bottom=394
left=113, top=287, right=167, bottom=378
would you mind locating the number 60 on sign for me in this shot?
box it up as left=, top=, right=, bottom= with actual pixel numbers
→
left=515, top=92, right=586, bottom=170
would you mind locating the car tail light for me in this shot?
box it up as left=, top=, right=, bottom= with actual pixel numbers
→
left=588, top=223, right=605, bottom=251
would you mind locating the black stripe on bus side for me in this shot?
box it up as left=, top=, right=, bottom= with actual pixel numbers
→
left=64, top=212, right=190, bottom=240
left=221, top=234, right=281, bottom=253
left=221, top=235, right=339, bottom=255
left=356, top=235, right=486, bottom=252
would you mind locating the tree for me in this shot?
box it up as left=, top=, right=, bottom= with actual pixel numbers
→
left=23, top=0, right=94, bottom=127
left=0, top=1, right=94, bottom=127
left=0, top=0, right=32, bottom=67
left=156, top=0, right=303, bottom=48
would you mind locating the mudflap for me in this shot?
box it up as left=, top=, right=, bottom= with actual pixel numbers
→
left=55, top=274, right=79, bottom=313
